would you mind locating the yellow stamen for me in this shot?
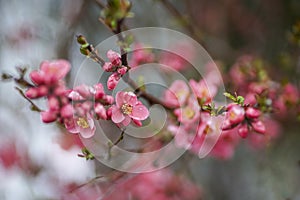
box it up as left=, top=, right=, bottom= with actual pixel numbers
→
left=77, top=117, right=90, bottom=129
left=183, top=107, right=195, bottom=119
left=121, top=103, right=133, bottom=115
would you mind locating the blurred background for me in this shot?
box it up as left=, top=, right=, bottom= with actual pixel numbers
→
left=0, top=0, right=300, bottom=199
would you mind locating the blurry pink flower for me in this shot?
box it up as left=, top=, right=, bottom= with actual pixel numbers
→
left=129, top=43, right=155, bottom=68
left=159, top=42, right=195, bottom=71
left=168, top=125, right=194, bottom=150
left=226, top=103, right=245, bottom=124
left=111, top=91, right=149, bottom=126
left=164, top=80, right=189, bottom=107
left=189, top=79, right=217, bottom=104
left=174, top=97, right=200, bottom=125
left=64, top=115, right=96, bottom=138
left=30, top=59, right=70, bottom=85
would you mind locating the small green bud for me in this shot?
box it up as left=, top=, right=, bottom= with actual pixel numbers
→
left=80, top=47, right=90, bottom=56
left=77, top=35, right=88, bottom=45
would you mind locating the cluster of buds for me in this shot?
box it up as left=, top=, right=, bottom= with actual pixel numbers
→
left=25, top=60, right=72, bottom=123
left=222, top=104, right=265, bottom=138
left=103, top=50, right=128, bottom=90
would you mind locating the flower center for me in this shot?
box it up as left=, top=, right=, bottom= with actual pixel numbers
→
left=203, top=124, right=213, bottom=135
left=183, top=107, right=195, bottom=119
left=121, top=103, right=133, bottom=115
left=77, top=117, right=90, bottom=129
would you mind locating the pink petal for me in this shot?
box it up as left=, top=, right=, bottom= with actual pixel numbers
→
left=80, top=126, right=96, bottom=138
left=130, top=104, right=149, bottom=120
left=30, top=70, right=43, bottom=85
left=116, top=91, right=126, bottom=107
left=122, top=116, right=131, bottom=126
left=124, top=92, right=137, bottom=105
left=64, top=118, right=79, bottom=134
left=61, top=104, right=74, bottom=118
left=41, top=111, right=57, bottom=123
left=111, top=106, right=125, bottom=123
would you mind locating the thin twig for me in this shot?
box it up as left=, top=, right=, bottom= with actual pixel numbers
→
left=15, top=87, right=43, bottom=112
left=107, top=129, right=125, bottom=160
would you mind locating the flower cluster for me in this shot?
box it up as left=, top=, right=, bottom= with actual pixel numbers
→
left=222, top=104, right=265, bottom=138
left=103, top=50, right=128, bottom=90
left=25, top=60, right=72, bottom=123
left=23, top=58, right=149, bottom=138
left=110, top=91, right=149, bottom=127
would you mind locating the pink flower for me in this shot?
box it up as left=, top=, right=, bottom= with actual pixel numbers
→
left=129, top=43, right=155, bottom=68
left=111, top=91, right=149, bottom=126
left=163, top=80, right=189, bottom=107
left=30, top=59, right=70, bottom=85
left=189, top=79, right=217, bottom=104
left=174, top=97, right=200, bottom=125
left=226, top=103, right=245, bottom=124
left=64, top=115, right=96, bottom=138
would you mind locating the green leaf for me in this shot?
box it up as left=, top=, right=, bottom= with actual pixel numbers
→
left=236, top=96, right=244, bottom=105
left=223, top=92, right=236, bottom=101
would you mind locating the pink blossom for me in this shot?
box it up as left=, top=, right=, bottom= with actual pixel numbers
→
left=226, top=104, right=245, bottom=124
left=30, top=59, right=70, bottom=85
left=129, top=43, right=155, bottom=68
left=111, top=91, right=149, bottom=126
left=168, top=125, right=194, bottom=150
left=189, top=79, right=217, bottom=104
left=64, top=115, right=96, bottom=138
left=174, top=97, right=200, bottom=125
left=163, top=80, right=189, bottom=107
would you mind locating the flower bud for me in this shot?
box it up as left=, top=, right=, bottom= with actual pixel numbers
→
left=117, top=66, right=127, bottom=75
left=107, top=50, right=121, bottom=66
left=30, top=71, right=43, bottom=85
left=25, top=88, right=39, bottom=99
left=103, top=62, right=114, bottom=72
left=107, top=73, right=120, bottom=90
left=252, top=120, right=266, bottom=134
left=245, top=107, right=261, bottom=119
left=227, top=104, right=245, bottom=124
left=77, top=35, right=88, bottom=45
left=95, top=103, right=107, bottom=120
left=238, top=124, right=249, bottom=138
left=48, top=96, right=60, bottom=111
left=61, top=104, right=74, bottom=118
left=41, top=111, right=57, bottom=123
